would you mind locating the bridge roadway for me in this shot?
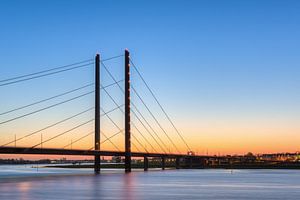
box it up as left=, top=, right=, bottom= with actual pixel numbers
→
left=0, top=146, right=219, bottom=159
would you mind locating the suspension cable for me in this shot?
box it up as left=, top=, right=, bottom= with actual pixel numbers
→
left=100, top=104, right=124, bottom=116
left=60, top=105, right=124, bottom=149
left=0, top=83, right=94, bottom=116
left=0, top=54, right=123, bottom=85
left=0, top=91, right=94, bottom=125
left=1, top=103, right=123, bottom=147
left=100, top=107, right=143, bottom=153
left=131, top=86, right=180, bottom=153
left=62, top=131, right=94, bottom=149
left=100, top=84, right=155, bottom=153
left=101, top=54, right=124, bottom=62
left=100, top=130, right=121, bottom=151
left=131, top=108, right=166, bottom=153
left=130, top=59, right=191, bottom=152
left=100, top=130, right=123, bottom=145
left=0, top=107, right=94, bottom=147
left=0, top=80, right=123, bottom=117
left=0, top=59, right=93, bottom=83
left=83, top=130, right=123, bottom=152
left=30, top=118, right=94, bottom=149
left=130, top=117, right=157, bottom=153
left=130, top=103, right=169, bottom=153
left=0, top=62, right=94, bottom=87
left=101, top=62, right=170, bottom=153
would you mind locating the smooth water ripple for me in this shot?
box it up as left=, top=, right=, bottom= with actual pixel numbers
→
left=1, top=166, right=300, bottom=200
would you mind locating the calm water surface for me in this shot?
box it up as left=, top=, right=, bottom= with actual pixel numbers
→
left=1, top=165, right=300, bottom=200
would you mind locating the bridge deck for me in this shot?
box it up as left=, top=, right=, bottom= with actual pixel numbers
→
left=0, top=147, right=216, bottom=159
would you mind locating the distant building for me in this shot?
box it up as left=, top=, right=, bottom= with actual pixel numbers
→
left=111, top=156, right=122, bottom=163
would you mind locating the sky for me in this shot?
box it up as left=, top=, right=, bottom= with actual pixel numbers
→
left=0, top=0, right=300, bottom=158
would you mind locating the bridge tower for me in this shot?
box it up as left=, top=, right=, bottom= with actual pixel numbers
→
left=125, top=49, right=131, bottom=172
left=94, top=54, right=101, bottom=173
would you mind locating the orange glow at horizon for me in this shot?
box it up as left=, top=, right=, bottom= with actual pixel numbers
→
left=1, top=109, right=300, bottom=159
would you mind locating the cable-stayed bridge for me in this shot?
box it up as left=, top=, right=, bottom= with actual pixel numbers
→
left=0, top=50, right=213, bottom=173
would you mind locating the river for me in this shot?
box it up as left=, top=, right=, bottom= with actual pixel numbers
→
left=0, top=165, right=300, bottom=199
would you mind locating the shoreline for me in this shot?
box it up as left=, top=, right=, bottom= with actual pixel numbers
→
left=44, top=164, right=300, bottom=170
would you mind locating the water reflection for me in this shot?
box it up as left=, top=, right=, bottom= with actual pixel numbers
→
left=1, top=168, right=300, bottom=200
left=17, top=182, right=32, bottom=200
left=123, top=173, right=135, bottom=200
left=17, top=181, right=32, bottom=192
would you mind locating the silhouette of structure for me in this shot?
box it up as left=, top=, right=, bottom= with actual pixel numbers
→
left=0, top=50, right=212, bottom=173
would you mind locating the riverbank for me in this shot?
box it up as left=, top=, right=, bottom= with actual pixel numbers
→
left=45, top=163, right=300, bottom=169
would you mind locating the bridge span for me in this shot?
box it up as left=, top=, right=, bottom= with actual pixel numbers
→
left=0, top=146, right=217, bottom=159
left=0, top=50, right=197, bottom=173
left=0, top=146, right=220, bottom=170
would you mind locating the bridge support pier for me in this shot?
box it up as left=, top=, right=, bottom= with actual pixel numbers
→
left=144, top=156, right=148, bottom=171
left=189, top=157, right=193, bottom=168
left=176, top=157, right=180, bottom=169
left=162, top=157, right=166, bottom=170
left=94, top=54, right=101, bottom=174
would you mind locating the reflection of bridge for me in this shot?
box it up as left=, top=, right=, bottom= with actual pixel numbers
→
left=0, top=50, right=204, bottom=173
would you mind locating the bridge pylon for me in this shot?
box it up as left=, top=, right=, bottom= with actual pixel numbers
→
left=125, top=49, right=131, bottom=172
left=94, top=54, right=101, bottom=173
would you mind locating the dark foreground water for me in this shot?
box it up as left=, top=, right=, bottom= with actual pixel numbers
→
left=1, top=165, right=300, bottom=200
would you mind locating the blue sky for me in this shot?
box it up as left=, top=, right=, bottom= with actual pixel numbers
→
left=0, top=0, right=300, bottom=154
